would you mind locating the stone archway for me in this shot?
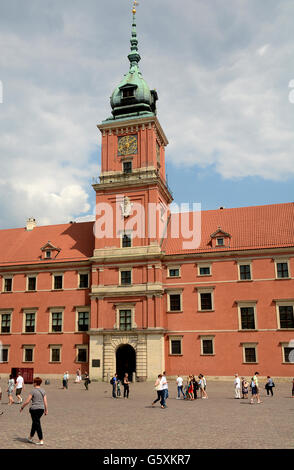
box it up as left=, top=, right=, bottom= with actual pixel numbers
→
left=116, top=344, right=136, bottom=381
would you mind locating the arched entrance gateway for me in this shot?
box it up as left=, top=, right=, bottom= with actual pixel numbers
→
left=116, top=344, right=136, bottom=381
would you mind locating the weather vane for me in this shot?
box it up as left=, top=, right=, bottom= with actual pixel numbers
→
left=132, top=1, right=139, bottom=14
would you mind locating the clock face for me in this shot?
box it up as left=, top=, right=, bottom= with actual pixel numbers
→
left=118, top=135, right=138, bottom=156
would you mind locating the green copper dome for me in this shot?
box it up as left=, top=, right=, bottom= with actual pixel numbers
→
left=104, top=9, right=158, bottom=122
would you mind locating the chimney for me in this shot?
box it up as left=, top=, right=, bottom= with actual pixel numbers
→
left=26, top=217, right=37, bottom=231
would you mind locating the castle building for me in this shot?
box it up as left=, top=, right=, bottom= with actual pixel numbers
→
left=0, top=7, right=294, bottom=381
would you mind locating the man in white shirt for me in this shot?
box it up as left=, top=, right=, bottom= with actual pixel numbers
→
left=234, top=373, right=241, bottom=399
left=176, top=375, right=185, bottom=399
left=15, top=372, right=25, bottom=404
left=160, top=371, right=168, bottom=408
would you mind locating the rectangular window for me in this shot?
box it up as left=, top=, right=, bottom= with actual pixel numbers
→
left=27, top=276, right=37, bottom=291
left=200, top=293, right=212, bottom=310
left=1, top=313, right=11, bottom=333
left=244, top=347, right=256, bottom=363
left=239, top=265, right=251, bottom=280
left=169, top=268, right=180, bottom=277
left=122, top=233, right=132, bottom=248
left=79, top=273, right=89, bottom=289
left=123, top=161, right=132, bottom=174
left=4, top=278, right=12, bottom=292
left=283, top=347, right=294, bottom=363
left=279, top=306, right=294, bottom=329
left=171, top=340, right=182, bottom=355
left=123, top=88, right=135, bottom=98
left=119, top=309, right=132, bottom=331
left=51, top=312, right=63, bottom=332
left=120, top=270, right=132, bottom=285
left=216, top=238, right=224, bottom=246
left=277, top=262, right=289, bottom=278
left=51, top=348, right=61, bottom=362
left=53, top=275, right=63, bottom=290
left=77, top=347, right=87, bottom=363
left=0, top=347, right=9, bottom=362
left=24, top=348, right=33, bottom=362
left=25, top=313, right=36, bottom=333
left=202, top=339, right=213, bottom=355
left=78, top=311, right=89, bottom=332
left=240, top=307, right=255, bottom=330
left=169, top=294, right=181, bottom=311
left=199, top=266, right=210, bottom=276
left=46, top=251, right=51, bottom=259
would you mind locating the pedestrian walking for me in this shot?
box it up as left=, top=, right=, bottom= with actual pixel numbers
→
left=176, top=375, right=185, bottom=399
left=62, top=371, right=69, bottom=390
left=162, top=371, right=169, bottom=403
left=234, top=374, right=241, bottom=399
left=265, top=376, right=275, bottom=396
left=15, top=372, right=25, bottom=404
left=75, top=368, right=82, bottom=383
left=123, top=373, right=130, bottom=399
left=250, top=372, right=262, bottom=404
left=199, top=374, right=208, bottom=399
left=20, top=376, right=48, bottom=445
left=117, top=379, right=121, bottom=397
left=7, top=375, right=15, bottom=405
left=84, top=372, right=91, bottom=390
left=192, top=375, right=198, bottom=399
left=110, top=373, right=117, bottom=398
left=160, top=374, right=168, bottom=409
left=187, top=376, right=194, bottom=400
left=241, top=377, right=249, bottom=399
left=152, top=374, right=162, bottom=406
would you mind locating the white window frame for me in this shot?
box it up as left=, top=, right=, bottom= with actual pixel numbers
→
left=22, top=345, right=35, bottom=363
left=26, top=274, right=37, bottom=292
left=49, top=344, right=62, bottom=363
left=52, top=273, right=64, bottom=290
left=200, top=335, right=215, bottom=355
left=275, top=300, right=294, bottom=330
left=49, top=308, right=64, bottom=333
left=120, top=230, right=133, bottom=248
left=197, top=263, right=211, bottom=277
left=0, top=344, right=10, bottom=363
left=76, top=345, right=88, bottom=363
left=216, top=237, right=224, bottom=246
left=197, top=287, right=215, bottom=312
left=280, top=342, right=294, bottom=363
left=75, top=307, right=90, bottom=332
left=0, top=310, right=13, bottom=334
left=114, top=303, right=137, bottom=330
left=119, top=268, right=132, bottom=286
left=237, top=301, right=258, bottom=331
left=274, top=258, right=291, bottom=279
left=166, top=289, right=183, bottom=313
left=237, top=261, right=252, bottom=281
left=169, top=335, right=183, bottom=355
left=23, top=309, right=37, bottom=334
left=78, top=271, right=90, bottom=289
left=242, top=343, right=258, bottom=364
left=2, top=275, right=13, bottom=293
left=167, top=266, right=181, bottom=278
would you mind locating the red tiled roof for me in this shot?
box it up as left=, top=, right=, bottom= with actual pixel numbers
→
left=162, top=203, right=294, bottom=255
left=0, top=222, right=94, bottom=267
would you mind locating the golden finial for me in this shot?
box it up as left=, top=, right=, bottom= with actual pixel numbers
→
left=132, top=1, right=139, bottom=14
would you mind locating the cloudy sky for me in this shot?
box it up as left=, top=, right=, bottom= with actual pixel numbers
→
left=0, top=0, right=293, bottom=229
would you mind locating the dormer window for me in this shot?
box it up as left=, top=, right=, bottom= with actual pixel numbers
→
left=122, top=88, right=135, bottom=98
left=46, top=251, right=52, bottom=259
left=40, top=241, right=61, bottom=260
left=210, top=227, right=231, bottom=249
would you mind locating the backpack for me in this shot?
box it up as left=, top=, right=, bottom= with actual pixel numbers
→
left=110, top=378, right=114, bottom=385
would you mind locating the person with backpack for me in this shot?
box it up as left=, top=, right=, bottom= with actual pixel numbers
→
left=84, top=372, right=91, bottom=390
left=110, top=373, right=117, bottom=398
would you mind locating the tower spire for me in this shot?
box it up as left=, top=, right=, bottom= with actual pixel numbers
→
left=128, top=1, right=141, bottom=70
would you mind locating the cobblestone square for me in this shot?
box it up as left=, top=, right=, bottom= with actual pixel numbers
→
left=0, top=379, right=293, bottom=449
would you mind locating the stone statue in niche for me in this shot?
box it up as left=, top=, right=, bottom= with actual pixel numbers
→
left=120, top=196, right=133, bottom=218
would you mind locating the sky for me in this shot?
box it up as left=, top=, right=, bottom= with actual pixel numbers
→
left=0, top=0, right=293, bottom=229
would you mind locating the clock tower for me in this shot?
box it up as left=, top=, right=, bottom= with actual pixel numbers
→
left=89, top=4, right=172, bottom=381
